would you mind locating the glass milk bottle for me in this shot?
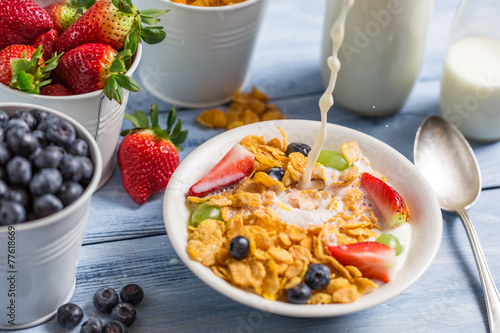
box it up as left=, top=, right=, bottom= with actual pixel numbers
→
left=439, top=0, right=500, bottom=141
left=321, top=0, right=434, bottom=116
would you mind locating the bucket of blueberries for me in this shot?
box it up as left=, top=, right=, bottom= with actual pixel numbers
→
left=0, top=103, right=103, bottom=329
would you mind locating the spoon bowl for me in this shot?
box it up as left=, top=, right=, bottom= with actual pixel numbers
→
left=414, top=116, right=500, bottom=333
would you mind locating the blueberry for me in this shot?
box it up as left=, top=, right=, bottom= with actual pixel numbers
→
left=229, top=236, right=250, bottom=260
left=304, top=264, right=331, bottom=290
left=0, top=180, right=7, bottom=199
left=80, top=317, right=103, bottom=333
left=57, top=181, right=84, bottom=207
left=29, top=168, right=63, bottom=196
left=46, top=119, right=75, bottom=147
left=0, top=167, right=5, bottom=182
left=59, top=154, right=82, bottom=182
left=34, top=145, right=65, bottom=169
left=5, top=118, right=30, bottom=132
left=10, top=110, right=37, bottom=130
left=56, top=303, right=83, bottom=329
left=33, top=194, right=63, bottom=218
left=8, top=187, right=30, bottom=209
left=78, top=156, right=94, bottom=183
left=93, top=287, right=119, bottom=313
left=285, top=142, right=312, bottom=157
left=32, top=130, right=49, bottom=148
left=0, top=127, right=4, bottom=142
left=103, top=320, right=128, bottom=333
left=286, top=283, right=311, bottom=304
left=266, top=167, right=284, bottom=182
left=68, top=139, right=88, bottom=156
left=36, top=113, right=59, bottom=132
left=0, top=201, right=26, bottom=225
left=111, top=303, right=137, bottom=327
left=0, top=109, right=8, bottom=128
left=120, top=284, right=144, bottom=306
left=29, top=108, right=48, bottom=124
left=6, top=156, right=31, bottom=187
left=6, top=127, right=39, bottom=157
left=0, top=143, right=11, bottom=164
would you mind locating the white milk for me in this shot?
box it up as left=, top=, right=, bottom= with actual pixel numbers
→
left=440, top=36, right=500, bottom=141
left=321, top=0, right=433, bottom=116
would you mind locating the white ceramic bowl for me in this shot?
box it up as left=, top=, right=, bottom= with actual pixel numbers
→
left=163, top=119, right=442, bottom=317
left=0, top=103, right=103, bottom=329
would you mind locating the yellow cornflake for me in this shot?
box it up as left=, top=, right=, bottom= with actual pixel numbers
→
left=341, top=141, right=361, bottom=164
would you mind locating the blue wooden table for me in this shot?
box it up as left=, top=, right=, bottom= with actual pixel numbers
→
left=25, top=0, right=500, bottom=332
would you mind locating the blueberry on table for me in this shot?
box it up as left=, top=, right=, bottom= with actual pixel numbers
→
left=33, top=194, right=63, bottom=218
left=57, top=181, right=84, bottom=207
left=56, top=303, right=83, bottom=329
left=286, top=283, right=312, bottom=304
left=304, top=264, right=331, bottom=290
left=229, top=236, right=250, bottom=260
left=0, top=201, right=26, bottom=225
left=93, top=287, right=119, bottom=313
left=266, top=166, right=284, bottom=181
left=111, top=303, right=137, bottom=327
left=29, top=168, right=63, bottom=196
left=80, top=317, right=103, bottom=333
left=46, top=119, right=76, bottom=147
left=120, top=284, right=144, bottom=306
left=285, top=142, right=312, bottom=157
left=6, top=156, right=32, bottom=187
left=103, top=320, right=128, bottom=333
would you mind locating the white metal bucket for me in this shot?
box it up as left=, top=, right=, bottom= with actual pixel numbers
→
left=136, top=0, right=268, bottom=108
left=0, top=103, right=103, bottom=330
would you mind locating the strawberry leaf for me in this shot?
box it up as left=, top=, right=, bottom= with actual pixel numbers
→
left=114, top=86, right=125, bottom=105
left=104, top=77, right=118, bottom=101
left=140, top=26, right=166, bottom=45
left=172, top=129, right=188, bottom=150
left=120, top=129, right=131, bottom=136
left=167, top=106, right=177, bottom=131
left=150, top=104, right=159, bottom=128
left=141, top=17, right=161, bottom=26
left=140, top=9, right=169, bottom=19
left=114, top=74, right=140, bottom=92
left=170, top=119, right=182, bottom=140
left=113, top=0, right=134, bottom=14
left=13, top=72, right=35, bottom=91
left=110, top=59, right=127, bottom=73
left=11, top=59, right=33, bottom=74
left=132, top=110, right=150, bottom=128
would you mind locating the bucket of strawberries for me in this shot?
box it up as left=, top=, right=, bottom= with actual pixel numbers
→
left=0, top=0, right=169, bottom=186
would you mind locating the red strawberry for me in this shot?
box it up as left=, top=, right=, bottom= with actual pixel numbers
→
left=327, top=242, right=396, bottom=283
left=0, top=0, right=54, bottom=50
left=188, top=143, right=255, bottom=198
left=117, top=104, right=188, bottom=205
left=40, top=84, right=73, bottom=96
left=52, top=43, right=139, bottom=103
left=0, top=45, right=59, bottom=94
left=360, top=172, right=410, bottom=229
left=44, top=0, right=96, bottom=35
left=54, top=0, right=168, bottom=54
left=31, top=29, right=58, bottom=60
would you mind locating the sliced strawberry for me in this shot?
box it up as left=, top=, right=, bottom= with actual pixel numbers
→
left=188, top=144, right=255, bottom=198
left=360, top=172, right=409, bottom=229
left=327, top=242, right=396, bottom=283
left=40, top=84, right=73, bottom=96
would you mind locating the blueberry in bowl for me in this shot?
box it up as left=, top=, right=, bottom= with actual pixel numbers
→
left=0, top=103, right=102, bottom=329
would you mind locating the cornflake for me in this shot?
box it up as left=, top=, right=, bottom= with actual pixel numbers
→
left=186, top=129, right=408, bottom=304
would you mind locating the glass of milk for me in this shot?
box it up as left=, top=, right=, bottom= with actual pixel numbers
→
left=321, top=0, right=434, bottom=116
left=439, top=0, right=500, bottom=141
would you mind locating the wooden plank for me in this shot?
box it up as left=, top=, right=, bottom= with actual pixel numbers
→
left=26, top=188, right=500, bottom=332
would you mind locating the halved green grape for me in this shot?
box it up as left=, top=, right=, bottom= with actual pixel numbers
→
left=317, top=150, right=349, bottom=171
left=376, top=234, right=402, bottom=256
left=190, top=202, right=223, bottom=227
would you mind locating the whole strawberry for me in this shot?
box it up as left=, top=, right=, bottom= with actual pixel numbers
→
left=44, top=0, right=96, bottom=35
left=117, top=104, right=188, bottom=205
left=52, top=43, right=139, bottom=103
left=31, top=29, right=59, bottom=60
left=54, top=0, right=168, bottom=54
left=40, top=84, right=73, bottom=96
left=0, top=45, right=59, bottom=94
left=0, top=0, right=54, bottom=50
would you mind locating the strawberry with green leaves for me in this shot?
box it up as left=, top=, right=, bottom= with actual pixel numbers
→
left=52, top=43, right=139, bottom=103
left=54, top=0, right=168, bottom=54
left=0, top=45, right=60, bottom=94
left=0, top=0, right=54, bottom=50
left=31, top=29, right=59, bottom=61
left=117, top=104, right=188, bottom=205
left=44, top=0, right=96, bottom=35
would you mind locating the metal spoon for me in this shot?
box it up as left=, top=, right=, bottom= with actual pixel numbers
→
left=414, top=116, right=500, bottom=332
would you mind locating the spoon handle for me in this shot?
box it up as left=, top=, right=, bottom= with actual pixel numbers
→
left=457, top=208, right=500, bottom=333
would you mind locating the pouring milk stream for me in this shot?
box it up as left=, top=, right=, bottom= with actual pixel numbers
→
left=300, top=0, right=355, bottom=189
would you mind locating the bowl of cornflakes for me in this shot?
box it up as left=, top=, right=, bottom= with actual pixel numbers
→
left=163, top=119, right=442, bottom=317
